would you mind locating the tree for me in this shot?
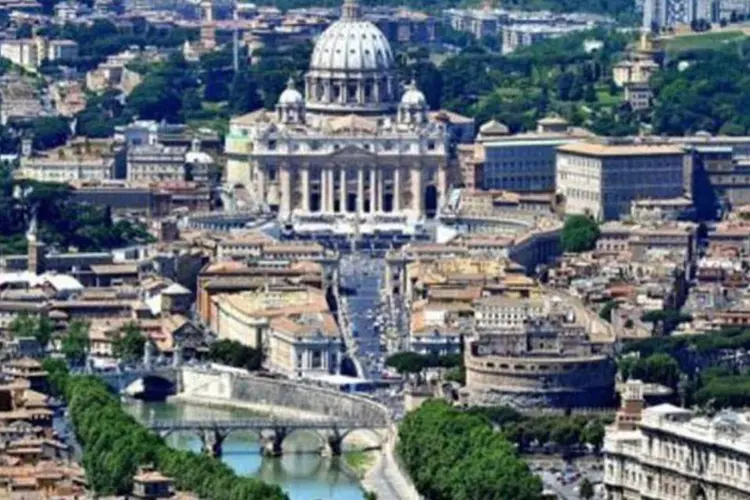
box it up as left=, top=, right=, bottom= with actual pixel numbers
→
left=398, top=400, right=542, bottom=500
left=582, top=420, right=605, bottom=452
left=599, top=301, right=617, bottom=322
left=203, top=72, right=230, bottom=102
left=620, top=353, right=681, bottom=388
left=229, top=69, right=263, bottom=115
left=561, top=215, right=599, bottom=253
left=112, top=322, right=146, bottom=364
left=8, top=313, right=37, bottom=339
left=65, top=376, right=287, bottom=498
left=61, top=320, right=90, bottom=366
left=579, top=477, right=595, bottom=500
left=41, top=357, right=69, bottom=398
left=207, top=339, right=263, bottom=371
left=385, top=352, right=427, bottom=377
left=127, top=76, right=182, bottom=121
left=32, top=117, right=70, bottom=150
left=584, top=83, right=597, bottom=103
left=9, top=313, right=54, bottom=349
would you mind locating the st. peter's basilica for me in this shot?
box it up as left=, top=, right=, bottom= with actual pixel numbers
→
left=225, top=0, right=472, bottom=229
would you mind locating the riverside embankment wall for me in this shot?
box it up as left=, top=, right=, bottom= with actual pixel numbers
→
left=180, top=366, right=390, bottom=427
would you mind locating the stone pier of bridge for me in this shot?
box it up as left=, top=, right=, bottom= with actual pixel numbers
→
left=198, top=429, right=229, bottom=458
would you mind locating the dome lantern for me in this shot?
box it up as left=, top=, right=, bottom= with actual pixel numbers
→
left=341, top=0, right=361, bottom=20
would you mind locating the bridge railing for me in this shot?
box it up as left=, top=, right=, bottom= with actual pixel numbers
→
left=146, top=417, right=369, bottom=432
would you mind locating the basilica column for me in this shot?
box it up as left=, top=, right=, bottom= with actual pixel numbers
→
left=279, top=164, right=291, bottom=216
left=438, top=164, right=448, bottom=199
left=369, top=168, right=377, bottom=213
left=377, top=169, right=385, bottom=213
left=339, top=168, right=347, bottom=213
left=256, top=166, right=266, bottom=204
left=340, top=81, right=347, bottom=104
left=301, top=168, right=310, bottom=213
left=357, top=168, right=365, bottom=214
left=357, top=81, right=365, bottom=105
left=320, top=168, right=328, bottom=212
left=373, top=79, right=380, bottom=103
left=411, top=167, right=423, bottom=217
left=393, top=168, right=400, bottom=212
left=327, top=167, right=335, bottom=213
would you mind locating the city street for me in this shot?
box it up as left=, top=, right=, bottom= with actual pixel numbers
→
left=339, top=253, right=386, bottom=379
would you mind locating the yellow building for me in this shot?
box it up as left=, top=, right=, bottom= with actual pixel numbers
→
left=210, top=286, right=342, bottom=378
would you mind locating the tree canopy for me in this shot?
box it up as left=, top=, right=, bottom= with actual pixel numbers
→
left=398, top=400, right=543, bottom=500
left=561, top=214, right=600, bottom=252
left=112, top=322, right=147, bottom=364
left=0, top=165, right=154, bottom=254
left=207, top=339, right=263, bottom=371
left=468, top=405, right=609, bottom=453
left=9, top=313, right=54, bottom=349
left=618, top=353, right=681, bottom=388
left=61, top=320, right=90, bottom=366
left=65, top=376, right=287, bottom=498
left=651, top=47, right=750, bottom=136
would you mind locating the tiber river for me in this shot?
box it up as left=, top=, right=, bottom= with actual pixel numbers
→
left=126, top=399, right=366, bottom=500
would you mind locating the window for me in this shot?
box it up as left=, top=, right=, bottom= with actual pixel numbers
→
left=311, top=350, right=322, bottom=369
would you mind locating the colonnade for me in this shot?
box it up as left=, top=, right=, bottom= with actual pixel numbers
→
left=277, top=164, right=447, bottom=217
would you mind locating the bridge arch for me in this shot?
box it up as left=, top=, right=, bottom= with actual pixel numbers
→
left=124, top=375, right=176, bottom=399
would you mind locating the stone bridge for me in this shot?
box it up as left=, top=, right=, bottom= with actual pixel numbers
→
left=147, top=417, right=378, bottom=458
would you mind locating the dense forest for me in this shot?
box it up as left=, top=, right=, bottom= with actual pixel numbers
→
left=651, top=46, right=750, bottom=136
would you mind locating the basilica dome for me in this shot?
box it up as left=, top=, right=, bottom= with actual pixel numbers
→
left=304, top=0, right=398, bottom=116
left=309, top=16, right=394, bottom=74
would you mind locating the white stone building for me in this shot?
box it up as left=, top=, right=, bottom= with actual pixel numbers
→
left=225, top=0, right=461, bottom=228
left=126, top=144, right=188, bottom=182
left=0, top=40, right=39, bottom=70
left=556, top=142, right=686, bottom=221
left=605, top=403, right=750, bottom=500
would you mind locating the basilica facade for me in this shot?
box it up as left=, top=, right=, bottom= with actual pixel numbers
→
left=225, top=0, right=460, bottom=223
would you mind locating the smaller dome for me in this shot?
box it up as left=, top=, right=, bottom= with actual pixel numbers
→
left=401, top=80, right=426, bottom=108
left=278, top=77, right=304, bottom=106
